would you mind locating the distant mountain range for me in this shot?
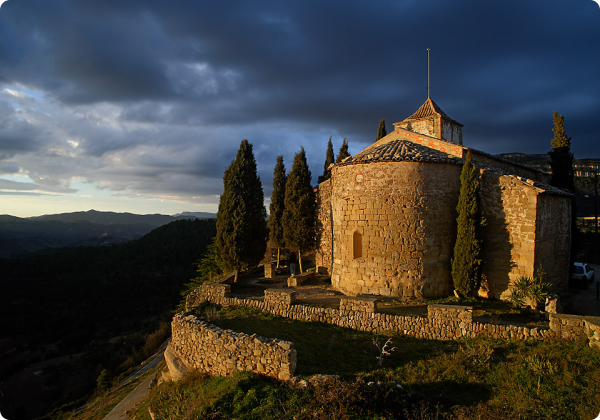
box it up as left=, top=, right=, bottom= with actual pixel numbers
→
left=0, top=210, right=216, bottom=258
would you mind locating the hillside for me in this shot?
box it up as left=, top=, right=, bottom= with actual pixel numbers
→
left=0, top=210, right=216, bottom=258
left=0, top=218, right=216, bottom=420
left=27, top=209, right=216, bottom=225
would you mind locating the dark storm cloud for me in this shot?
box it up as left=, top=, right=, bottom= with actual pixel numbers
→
left=0, top=0, right=599, bottom=209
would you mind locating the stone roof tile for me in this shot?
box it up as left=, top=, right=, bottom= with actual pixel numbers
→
left=404, top=97, right=449, bottom=120
left=348, top=139, right=462, bottom=165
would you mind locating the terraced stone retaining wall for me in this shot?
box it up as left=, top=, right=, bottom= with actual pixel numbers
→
left=176, top=285, right=600, bottom=382
left=550, top=313, right=600, bottom=349
left=190, top=284, right=553, bottom=341
left=187, top=284, right=600, bottom=348
left=168, top=312, right=296, bottom=381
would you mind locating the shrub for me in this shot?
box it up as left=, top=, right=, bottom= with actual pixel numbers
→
left=96, top=368, right=111, bottom=390
left=509, top=275, right=553, bottom=310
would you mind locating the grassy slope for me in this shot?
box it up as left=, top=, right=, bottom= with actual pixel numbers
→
left=131, top=305, right=600, bottom=420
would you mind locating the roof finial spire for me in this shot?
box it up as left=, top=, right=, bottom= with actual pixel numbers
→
left=427, top=48, right=430, bottom=99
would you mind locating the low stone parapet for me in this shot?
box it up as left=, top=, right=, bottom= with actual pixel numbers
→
left=186, top=282, right=232, bottom=310
left=287, top=272, right=314, bottom=287
left=585, top=317, right=600, bottom=350
left=264, top=263, right=276, bottom=279
left=549, top=313, right=588, bottom=340
left=202, top=282, right=231, bottom=298
left=550, top=313, right=600, bottom=343
left=428, top=304, right=473, bottom=323
left=265, top=289, right=297, bottom=310
left=317, top=266, right=329, bottom=275
left=168, top=313, right=297, bottom=381
left=186, top=284, right=585, bottom=344
left=339, top=297, right=379, bottom=313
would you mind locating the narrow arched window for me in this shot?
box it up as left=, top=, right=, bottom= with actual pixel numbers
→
left=353, top=231, right=362, bottom=259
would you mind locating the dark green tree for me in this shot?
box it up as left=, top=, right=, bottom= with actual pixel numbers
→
left=317, top=137, right=335, bottom=184
left=216, top=140, right=268, bottom=282
left=549, top=111, right=575, bottom=192
left=335, top=138, right=350, bottom=163
left=283, top=147, right=316, bottom=274
left=178, top=239, right=225, bottom=310
left=451, top=150, right=483, bottom=297
left=548, top=111, right=578, bottom=265
left=96, top=368, right=111, bottom=390
left=268, top=156, right=287, bottom=267
left=376, top=119, right=387, bottom=141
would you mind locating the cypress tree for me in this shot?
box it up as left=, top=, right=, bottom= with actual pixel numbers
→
left=376, top=119, right=387, bottom=141
left=335, top=138, right=350, bottom=163
left=451, top=150, right=483, bottom=297
left=548, top=111, right=577, bottom=264
left=549, top=111, right=575, bottom=192
left=216, top=140, right=268, bottom=282
left=318, top=137, right=335, bottom=184
left=283, top=147, right=316, bottom=274
left=268, top=156, right=287, bottom=267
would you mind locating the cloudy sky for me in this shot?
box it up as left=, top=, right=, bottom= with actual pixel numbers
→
left=1, top=0, right=599, bottom=217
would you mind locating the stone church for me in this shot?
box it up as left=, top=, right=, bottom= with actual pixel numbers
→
left=315, top=98, right=572, bottom=299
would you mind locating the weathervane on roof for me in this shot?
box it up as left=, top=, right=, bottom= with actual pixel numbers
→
left=427, top=48, right=430, bottom=99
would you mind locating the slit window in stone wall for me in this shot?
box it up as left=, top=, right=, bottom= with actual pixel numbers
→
left=353, top=231, right=362, bottom=259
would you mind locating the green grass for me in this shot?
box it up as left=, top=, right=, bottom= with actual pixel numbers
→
left=131, top=304, right=600, bottom=419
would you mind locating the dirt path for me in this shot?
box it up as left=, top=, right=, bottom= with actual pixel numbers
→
left=102, top=376, right=154, bottom=420
left=101, top=339, right=169, bottom=420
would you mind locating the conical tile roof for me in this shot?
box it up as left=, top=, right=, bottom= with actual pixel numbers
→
left=404, top=97, right=453, bottom=122
left=347, top=139, right=462, bottom=165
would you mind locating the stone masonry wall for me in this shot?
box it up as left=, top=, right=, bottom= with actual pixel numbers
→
left=172, top=287, right=599, bottom=383
left=440, top=119, right=463, bottom=145
left=479, top=173, right=539, bottom=299
left=265, top=289, right=297, bottom=309
left=315, top=179, right=333, bottom=274
left=328, top=160, right=461, bottom=298
left=534, top=193, right=571, bottom=291
left=339, top=296, right=378, bottom=313
left=193, top=285, right=554, bottom=342
left=169, top=312, right=297, bottom=381
left=317, top=160, right=569, bottom=302
left=549, top=314, right=600, bottom=350
left=186, top=282, right=231, bottom=311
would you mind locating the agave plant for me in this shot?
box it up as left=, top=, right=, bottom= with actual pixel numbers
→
left=509, top=275, right=553, bottom=310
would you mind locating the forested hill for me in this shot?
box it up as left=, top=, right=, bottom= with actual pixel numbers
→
left=0, top=218, right=216, bottom=420
left=0, top=210, right=216, bottom=258
left=27, top=209, right=216, bottom=225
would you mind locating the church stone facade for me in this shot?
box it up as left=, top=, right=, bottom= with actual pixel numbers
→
left=315, top=98, right=571, bottom=300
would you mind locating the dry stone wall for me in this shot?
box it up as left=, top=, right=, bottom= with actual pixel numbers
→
left=174, top=285, right=600, bottom=383
left=193, top=284, right=554, bottom=342
left=549, top=313, right=600, bottom=346
left=339, top=296, right=378, bottom=313
left=186, top=283, right=231, bottom=310
left=169, top=312, right=297, bottom=381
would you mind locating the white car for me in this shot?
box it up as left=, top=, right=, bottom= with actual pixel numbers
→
left=570, top=262, right=595, bottom=284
